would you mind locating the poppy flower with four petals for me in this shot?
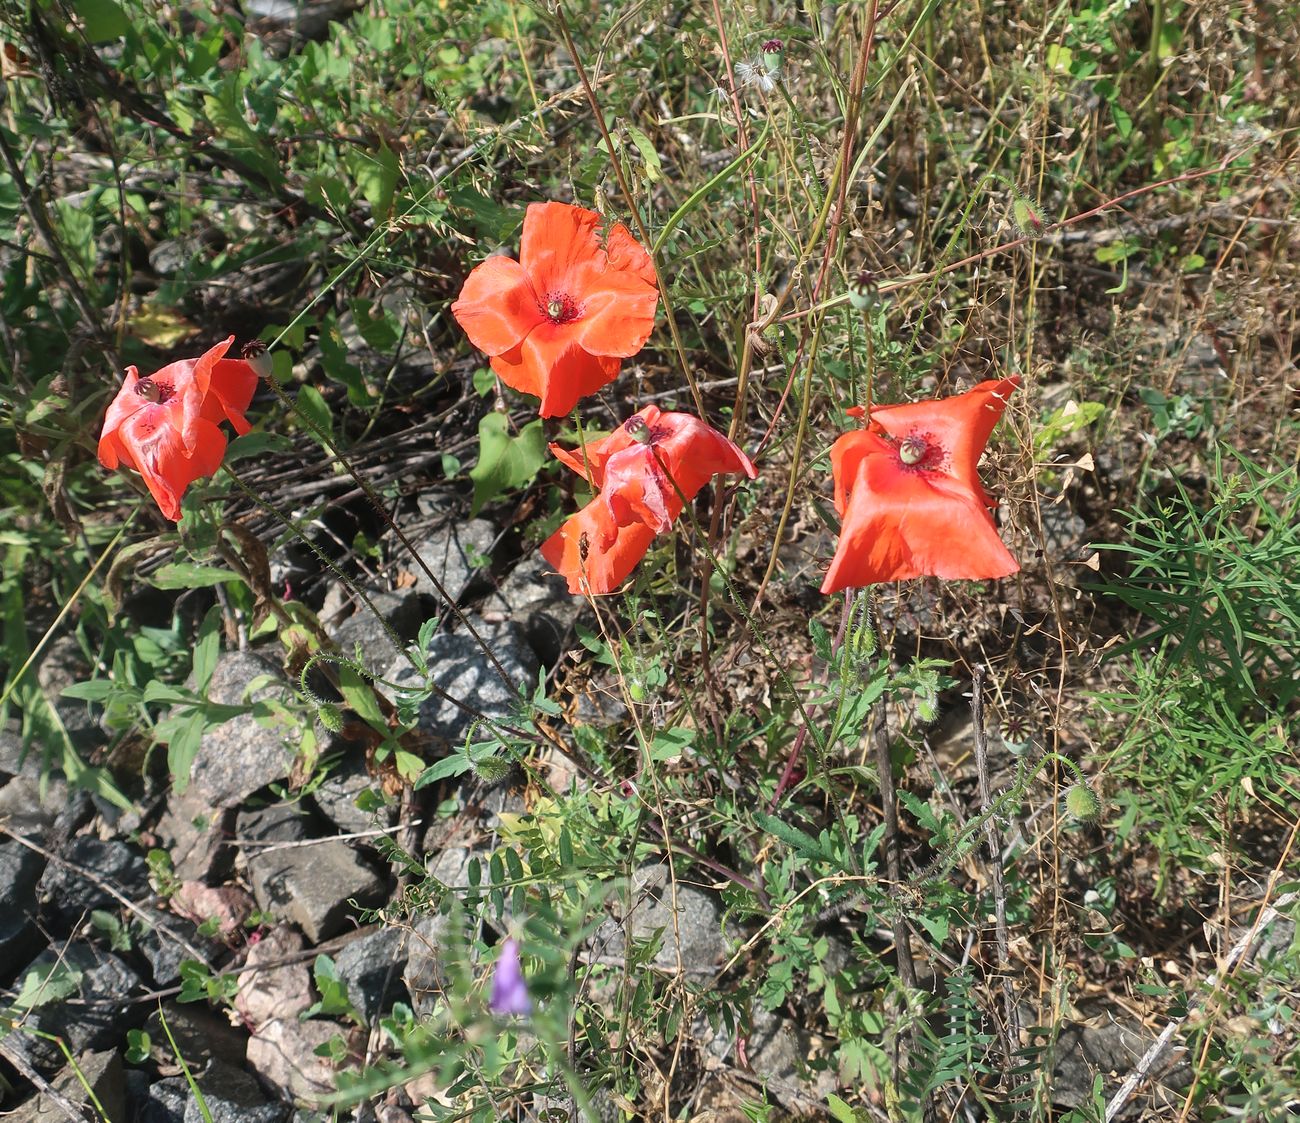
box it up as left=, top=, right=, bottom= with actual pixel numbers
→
left=821, top=376, right=1021, bottom=592
left=542, top=405, right=756, bottom=595
left=98, top=336, right=259, bottom=521
left=451, top=202, right=659, bottom=417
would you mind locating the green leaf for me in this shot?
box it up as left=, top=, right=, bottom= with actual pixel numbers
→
left=60, top=680, right=119, bottom=702
left=295, top=384, right=335, bottom=447
left=192, top=605, right=222, bottom=693
left=1110, top=102, right=1133, bottom=139
left=10, top=961, right=83, bottom=1010
left=826, top=1094, right=866, bottom=1123
left=415, top=752, right=473, bottom=788
left=624, top=125, right=663, bottom=183
left=165, top=710, right=207, bottom=793
left=73, top=0, right=129, bottom=42
left=226, top=431, right=292, bottom=464
left=150, top=563, right=242, bottom=590
left=472, top=367, right=496, bottom=397
left=350, top=142, right=399, bottom=217
left=755, top=812, right=829, bottom=860
left=468, top=413, right=546, bottom=515
left=650, top=728, right=693, bottom=762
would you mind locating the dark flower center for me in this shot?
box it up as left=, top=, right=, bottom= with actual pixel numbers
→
left=543, top=292, right=581, bottom=324
left=135, top=378, right=174, bottom=404
left=895, top=431, right=945, bottom=471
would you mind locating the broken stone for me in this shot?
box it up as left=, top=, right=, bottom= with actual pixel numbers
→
left=172, top=881, right=255, bottom=942
left=379, top=618, right=539, bottom=753
left=399, top=517, right=495, bottom=604
left=311, top=754, right=398, bottom=836
left=154, top=790, right=236, bottom=883
left=403, top=912, right=455, bottom=1017
left=8, top=943, right=141, bottom=1074
left=591, top=863, right=729, bottom=976
left=186, top=651, right=296, bottom=808
left=333, top=925, right=410, bottom=1023
left=480, top=553, right=583, bottom=666
left=186, top=1059, right=289, bottom=1123
left=144, top=1003, right=247, bottom=1073
left=7, top=1049, right=126, bottom=1123
left=0, top=840, right=44, bottom=965
left=240, top=803, right=388, bottom=943
left=38, top=836, right=149, bottom=928
left=246, top=1016, right=340, bottom=1100
left=235, top=925, right=313, bottom=1027
left=331, top=587, right=424, bottom=670
left=133, top=1076, right=187, bottom=1123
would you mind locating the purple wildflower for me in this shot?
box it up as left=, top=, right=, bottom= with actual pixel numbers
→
left=489, top=938, right=532, bottom=1016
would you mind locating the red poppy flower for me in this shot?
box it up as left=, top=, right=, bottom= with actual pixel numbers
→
left=451, top=202, right=658, bottom=418
left=821, top=376, right=1021, bottom=592
left=541, top=405, right=756, bottom=595
left=98, top=336, right=259, bottom=521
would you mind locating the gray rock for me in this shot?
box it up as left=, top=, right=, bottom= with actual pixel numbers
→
left=379, top=618, right=539, bottom=752
left=143, top=1003, right=247, bottom=1072
left=235, top=925, right=313, bottom=1026
left=746, top=1006, right=838, bottom=1108
left=591, top=863, right=728, bottom=975
left=135, top=1077, right=188, bottom=1123
left=185, top=1060, right=289, bottom=1123
left=0, top=723, right=38, bottom=779
left=153, top=790, right=235, bottom=883
left=8, top=1049, right=126, bottom=1122
left=245, top=1015, right=339, bottom=1100
left=331, top=587, right=424, bottom=670
left=186, top=651, right=295, bottom=808
left=311, top=754, right=397, bottom=835
left=403, top=911, right=455, bottom=1017
left=333, top=925, right=409, bottom=1023
left=137, top=907, right=212, bottom=988
left=401, top=517, right=495, bottom=604
left=240, top=804, right=388, bottom=942
left=0, top=766, right=69, bottom=842
left=1040, top=501, right=1088, bottom=559
left=38, top=634, right=98, bottom=750
left=39, top=836, right=149, bottom=926
left=1052, top=1005, right=1190, bottom=1110
left=480, top=554, right=583, bottom=666
left=9, top=943, right=141, bottom=1074
left=0, top=841, right=44, bottom=963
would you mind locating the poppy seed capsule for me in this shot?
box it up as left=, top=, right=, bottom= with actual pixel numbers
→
left=847, top=270, right=878, bottom=311
left=898, top=436, right=927, bottom=465
left=135, top=378, right=162, bottom=403
left=241, top=340, right=274, bottom=380
left=761, top=38, right=784, bottom=73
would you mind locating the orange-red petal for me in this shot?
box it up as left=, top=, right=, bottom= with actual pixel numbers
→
left=118, top=411, right=228, bottom=522
left=868, top=376, right=1019, bottom=502
left=451, top=256, right=544, bottom=357
left=820, top=437, right=1019, bottom=591
left=491, top=324, right=622, bottom=417
left=205, top=357, right=259, bottom=435
left=570, top=268, right=658, bottom=357
left=517, top=202, right=609, bottom=296
left=539, top=499, right=657, bottom=595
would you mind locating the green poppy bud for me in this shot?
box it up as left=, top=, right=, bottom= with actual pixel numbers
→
left=1065, top=782, right=1102, bottom=823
